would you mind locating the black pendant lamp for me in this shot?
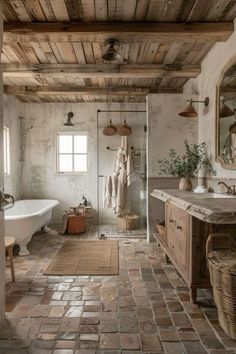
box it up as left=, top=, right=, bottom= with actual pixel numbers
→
left=102, top=39, right=121, bottom=62
left=64, top=112, right=74, bottom=126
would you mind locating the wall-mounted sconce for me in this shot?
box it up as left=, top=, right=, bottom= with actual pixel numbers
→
left=179, top=97, right=209, bottom=118
left=64, top=112, right=74, bottom=126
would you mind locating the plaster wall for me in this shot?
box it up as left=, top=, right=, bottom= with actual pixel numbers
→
left=20, top=102, right=145, bottom=224
left=3, top=95, right=23, bottom=200
left=147, top=94, right=198, bottom=233
left=184, top=19, right=236, bottom=182
left=0, top=3, right=5, bottom=323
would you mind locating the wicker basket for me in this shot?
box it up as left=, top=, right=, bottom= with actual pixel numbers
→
left=117, top=214, right=140, bottom=230
left=206, top=233, right=236, bottom=339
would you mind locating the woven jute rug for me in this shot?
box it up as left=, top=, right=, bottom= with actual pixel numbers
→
left=44, top=240, right=119, bottom=275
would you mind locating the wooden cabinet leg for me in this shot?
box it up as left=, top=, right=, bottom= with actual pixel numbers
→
left=8, top=247, right=15, bottom=282
left=190, top=288, right=197, bottom=303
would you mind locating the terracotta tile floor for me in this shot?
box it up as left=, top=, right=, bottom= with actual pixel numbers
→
left=1, top=229, right=236, bottom=353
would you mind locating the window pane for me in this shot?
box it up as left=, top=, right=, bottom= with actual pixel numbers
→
left=74, top=155, right=87, bottom=172
left=59, top=135, right=73, bottom=153
left=74, top=135, right=87, bottom=153
left=58, top=155, right=73, bottom=172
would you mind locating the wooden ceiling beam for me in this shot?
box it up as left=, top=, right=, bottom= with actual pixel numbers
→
left=3, top=22, right=233, bottom=43
left=4, top=86, right=182, bottom=96
left=2, top=63, right=201, bottom=79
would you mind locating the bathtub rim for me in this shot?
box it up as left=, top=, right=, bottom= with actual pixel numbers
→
left=4, top=199, right=59, bottom=220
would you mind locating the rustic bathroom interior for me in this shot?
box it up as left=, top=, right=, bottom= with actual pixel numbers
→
left=2, top=2, right=236, bottom=353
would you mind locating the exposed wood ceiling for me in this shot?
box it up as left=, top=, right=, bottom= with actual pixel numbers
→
left=2, top=0, right=236, bottom=103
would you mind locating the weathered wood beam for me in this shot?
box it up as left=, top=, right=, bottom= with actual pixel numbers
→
left=4, top=86, right=182, bottom=96
left=2, top=63, right=201, bottom=79
left=3, top=22, right=233, bottom=43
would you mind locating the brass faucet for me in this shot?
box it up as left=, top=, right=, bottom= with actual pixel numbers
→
left=0, top=190, right=14, bottom=211
left=218, top=181, right=236, bottom=195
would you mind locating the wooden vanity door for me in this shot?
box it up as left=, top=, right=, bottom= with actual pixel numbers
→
left=166, top=203, right=190, bottom=279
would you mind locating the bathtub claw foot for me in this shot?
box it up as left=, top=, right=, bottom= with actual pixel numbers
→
left=19, top=244, right=30, bottom=256
left=42, top=226, right=51, bottom=233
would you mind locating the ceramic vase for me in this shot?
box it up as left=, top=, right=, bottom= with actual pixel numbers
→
left=179, top=176, right=192, bottom=191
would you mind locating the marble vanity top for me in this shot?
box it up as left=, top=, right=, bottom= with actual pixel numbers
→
left=151, top=189, right=236, bottom=224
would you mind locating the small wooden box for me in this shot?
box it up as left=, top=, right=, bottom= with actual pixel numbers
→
left=67, top=215, right=86, bottom=234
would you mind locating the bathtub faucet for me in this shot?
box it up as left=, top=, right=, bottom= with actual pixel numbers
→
left=0, top=190, right=14, bottom=211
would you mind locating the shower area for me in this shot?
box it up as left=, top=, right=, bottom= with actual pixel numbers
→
left=97, top=110, right=147, bottom=239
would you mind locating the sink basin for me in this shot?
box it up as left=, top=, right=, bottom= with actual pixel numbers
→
left=195, top=193, right=236, bottom=199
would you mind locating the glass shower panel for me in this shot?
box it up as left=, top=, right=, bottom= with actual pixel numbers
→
left=97, top=112, right=147, bottom=239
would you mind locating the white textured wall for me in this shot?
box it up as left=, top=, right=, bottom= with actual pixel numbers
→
left=147, top=94, right=198, bottom=177
left=184, top=19, right=236, bottom=179
left=0, top=2, right=5, bottom=324
left=3, top=95, right=23, bottom=200
left=20, top=102, right=145, bottom=223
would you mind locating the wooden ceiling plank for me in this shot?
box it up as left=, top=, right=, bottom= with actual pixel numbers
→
left=128, top=43, right=140, bottom=64
left=95, top=0, right=108, bottom=21
left=134, top=0, right=150, bottom=21
left=4, top=22, right=233, bottom=43
left=146, top=0, right=165, bottom=21
left=163, top=43, right=182, bottom=64
left=3, top=44, right=22, bottom=63
left=3, top=2, right=19, bottom=21
left=187, top=0, right=216, bottom=22
left=157, top=0, right=182, bottom=22
left=9, top=0, right=32, bottom=21
left=50, top=42, right=64, bottom=63
left=220, top=2, right=236, bottom=21
left=141, top=43, right=160, bottom=63
left=30, top=42, right=49, bottom=63
left=122, top=0, right=137, bottom=21
left=153, top=43, right=170, bottom=64
left=56, top=42, right=77, bottom=63
left=1, top=53, right=11, bottom=64
left=72, top=42, right=86, bottom=64
left=19, top=42, right=40, bottom=64
left=83, top=42, right=95, bottom=64
left=40, top=42, right=58, bottom=63
left=80, top=0, right=96, bottom=21
left=64, top=0, right=83, bottom=21
left=2, top=63, right=201, bottom=79
left=205, top=0, right=232, bottom=21
left=23, top=0, right=47, bottom=21
left=38, top=0, right=56, bottom=21
left=175, top=0, right=196, bottom=22
left=92, top=43, right=103, bottom=64
left=49, top=0, right=70, bottom=21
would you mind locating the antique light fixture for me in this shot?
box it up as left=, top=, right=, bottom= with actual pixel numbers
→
left=179, top=97, right=209, bottom=118
left=102, top=39, right=121, bottom=62
left=64, top=112, right=74, bottom=126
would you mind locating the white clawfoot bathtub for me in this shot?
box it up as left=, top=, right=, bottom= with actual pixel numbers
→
left=4, top=199, right=59, bottom=256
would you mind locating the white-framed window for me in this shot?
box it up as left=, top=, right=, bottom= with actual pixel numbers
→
left=57, top=132, right=88, bottom=173
left=3, top=127, right=10, bottom=175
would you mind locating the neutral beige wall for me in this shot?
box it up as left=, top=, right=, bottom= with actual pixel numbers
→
left=184, top=19, right=236, bottom=181
left=0, top=2, right=5, bottom=324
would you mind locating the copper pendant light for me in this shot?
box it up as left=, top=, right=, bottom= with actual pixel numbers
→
left=229, top=122, right=236, bottom=134
left=179, top=97, right=209, bottom=118
left=220, top=103, right=234, bottom=118
left=102, top=39, right=121, bottom=62
left=64, top=112, right=74, bottom=126
left=117, top=119, right=132, bottom=136
left=103, top=119, right=117, bottom=136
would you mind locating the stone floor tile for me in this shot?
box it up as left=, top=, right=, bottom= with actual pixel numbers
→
left=65, top=306, right=83, bottom=318
left=177, top=327, right=199, bottom=341
left=167, top=301, right=183, bottom=312
left=182, top=340, right=208, bottom=353
left=139, top=319, right=157, bottom=333
left=140, top=333, right=162, bottom=351
left=53, top=350, right=74, bottom=354
left=99, top=321, right=118, bottom=333
left=171, top=312, right=192, bottom=327
left=79, top=325, right=99, bottom=334
left=55, top=340, right=76, bottom=348
left=158, top=327, right=179, bottom=342
left=119, top=317, right=139, bottom=333
left=199, top=333, right=224, bottom=349
left=120, top=334, right=140, bottom=350
left=49, top=306, right=65, bottom=318
left=80, top=318, right=100, bottom=325
left=100, top=334, right=120, bottom=349
left=162, top=341, right=185, bottom=353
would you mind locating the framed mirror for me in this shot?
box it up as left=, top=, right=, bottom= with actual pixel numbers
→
left=216, top=60, right=236, bottom=169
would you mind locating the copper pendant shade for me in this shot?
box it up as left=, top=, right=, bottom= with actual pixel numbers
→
left=179, top=100, right=198, bottom=118
left=102, top=39, right=121, bottom=62
left=179, top=97, right=209, bottom=118
left=103, top=119, right=117, bottom=136
left=220, top=103, right=234, bottom=118
left=117, top=119, right=132, bottom=136
left=229, top=121, right=236, bottom=134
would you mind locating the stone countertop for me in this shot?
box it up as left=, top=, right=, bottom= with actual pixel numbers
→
left=151, top=189, right=236, bottom=224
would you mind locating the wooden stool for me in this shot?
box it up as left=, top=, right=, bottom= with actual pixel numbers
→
left=5, top=237, right=15, bottom=282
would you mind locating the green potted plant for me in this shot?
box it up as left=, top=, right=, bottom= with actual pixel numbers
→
left=158, top=140, right=215, bottom=191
